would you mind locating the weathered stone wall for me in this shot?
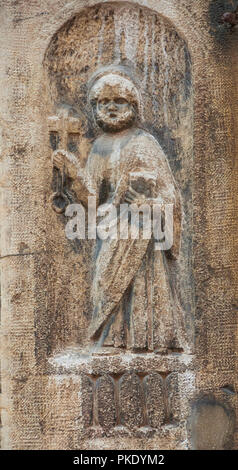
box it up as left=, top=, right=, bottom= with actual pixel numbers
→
left=0, top=0, right=237, bottom=450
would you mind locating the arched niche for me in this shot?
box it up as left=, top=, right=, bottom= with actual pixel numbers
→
left=40, top=2, right=194, bottom=358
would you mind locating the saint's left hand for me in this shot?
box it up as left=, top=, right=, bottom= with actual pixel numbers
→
left=124, top=186, right=147, bottom=205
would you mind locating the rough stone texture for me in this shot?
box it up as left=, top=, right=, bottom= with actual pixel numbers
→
left=190, top=400, right=235, bottom=450
left=0, top=0, right=237, bottom=450
left=44, top=354, right=194, bottom=449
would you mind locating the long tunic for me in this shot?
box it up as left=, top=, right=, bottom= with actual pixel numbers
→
left=74, top=127, right=186, bottom=352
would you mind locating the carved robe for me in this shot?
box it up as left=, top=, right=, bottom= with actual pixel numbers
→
left=74, top=127, right=186, bottom=352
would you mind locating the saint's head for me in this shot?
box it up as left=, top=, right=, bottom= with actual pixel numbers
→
left=88, top=72, right=140, bottom=133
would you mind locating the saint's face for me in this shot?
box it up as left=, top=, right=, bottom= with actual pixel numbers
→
left=94, top=86, right=136, bottom=133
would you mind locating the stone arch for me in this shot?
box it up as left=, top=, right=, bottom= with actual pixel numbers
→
left=32, top=1, right=208, bottom=64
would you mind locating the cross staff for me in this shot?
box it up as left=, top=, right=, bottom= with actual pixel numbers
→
left=48, top=108, right=81, bottom=213
left=48, top=107, right=81, bottom=150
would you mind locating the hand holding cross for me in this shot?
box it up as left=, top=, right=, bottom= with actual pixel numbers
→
left=48, top=107, right=81, bottom=213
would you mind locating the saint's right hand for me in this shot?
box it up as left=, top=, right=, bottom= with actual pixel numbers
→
left=52, top=150, right=66, bottom=173
left=51, top=150, right=79, bottom=179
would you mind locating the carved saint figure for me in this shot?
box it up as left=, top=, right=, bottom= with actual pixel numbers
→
left=52, top=68, right=187, bottom=353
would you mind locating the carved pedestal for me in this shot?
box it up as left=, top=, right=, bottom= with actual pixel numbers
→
left=44, top=351, right=194, bottom=449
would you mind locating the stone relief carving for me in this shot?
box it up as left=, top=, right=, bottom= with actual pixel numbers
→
left=48, top=108, right=82, bottom=213
left=81, top=371, right=179, bottom=430
left=40, top=3, right=194, bottom=448
left=49, top=67, right=188, bottom=354
left=42, top=1, right=194, bottom=363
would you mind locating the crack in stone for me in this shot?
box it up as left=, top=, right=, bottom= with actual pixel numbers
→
left=0, top=251, right=44, bottom=260
left=14, top=12, right=49, bottom=23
